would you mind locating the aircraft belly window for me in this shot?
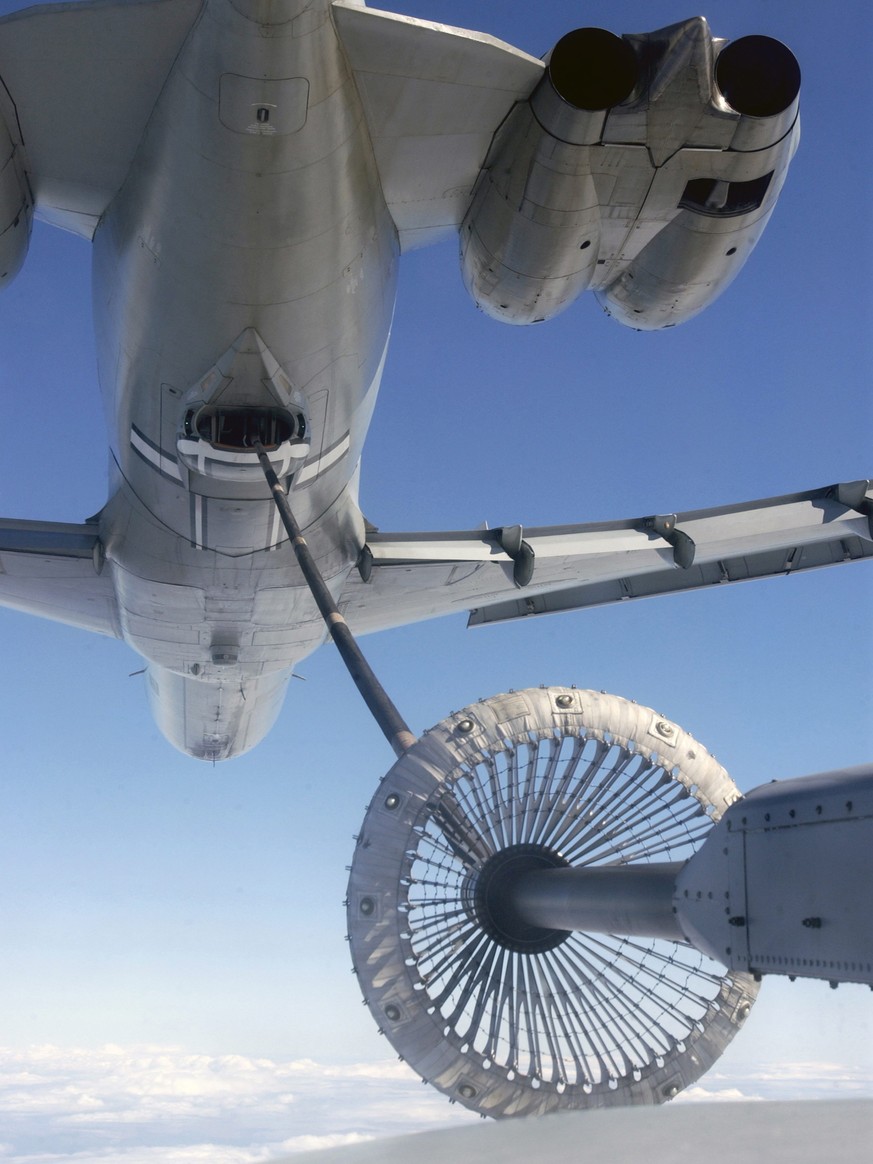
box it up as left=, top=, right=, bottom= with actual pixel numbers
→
left=679, top=172, right=774, bottom=217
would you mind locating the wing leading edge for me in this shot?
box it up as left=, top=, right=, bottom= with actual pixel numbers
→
left=339, top=481, right=873, bottom=635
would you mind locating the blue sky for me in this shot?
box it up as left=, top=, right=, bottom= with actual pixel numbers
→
left=0, top=0, right=871, bottom=1159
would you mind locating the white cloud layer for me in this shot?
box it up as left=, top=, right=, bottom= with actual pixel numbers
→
left=0, top=1046, right=475, bottom=1163
left=674, top=1060, right=873, bottom=1104
left=0, top=1044, right=870, bottom=1163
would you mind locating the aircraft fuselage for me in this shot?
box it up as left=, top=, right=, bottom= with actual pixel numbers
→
left=94, top=0, right=393, bottom=759
left=0, top=0, right=809, bottom=761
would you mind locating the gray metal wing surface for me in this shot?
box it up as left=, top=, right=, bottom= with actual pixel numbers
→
left=0, top=0, right=202, bottom=237
left=0, top=518, right=120, bottom=637
left=339, top=481, right=873, bottom=634
left=332, top=0, right=543, bottom=251
left=278, top=1101, right=873, bottom=1164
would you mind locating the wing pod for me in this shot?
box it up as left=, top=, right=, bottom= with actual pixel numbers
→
left=0, top=104, right=32, bottom=289
left=461, top=20, right=800, bottom=329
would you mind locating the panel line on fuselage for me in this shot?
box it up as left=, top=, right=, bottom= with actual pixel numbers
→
left=267, top=499, right=281, bottom=550
left=188, top=491, right=206, bottom=551
left=130, top=423, right=183, bottom=483
left=294, top=430, right=351, bottom=485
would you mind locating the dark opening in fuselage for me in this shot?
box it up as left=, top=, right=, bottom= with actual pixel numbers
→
left=184, top=406, right=302, bottom=450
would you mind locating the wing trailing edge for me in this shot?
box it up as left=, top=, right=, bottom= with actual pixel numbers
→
left=339, top=481, right=873, bottom=635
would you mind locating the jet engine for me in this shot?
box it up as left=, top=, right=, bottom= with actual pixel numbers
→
left=347, top=688, right=873, bottom=1117
left=0, top=105, right=32, bottom=289
left=461, top=20, right=800, bottom=330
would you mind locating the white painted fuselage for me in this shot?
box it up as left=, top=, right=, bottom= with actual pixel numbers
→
left=95, top=0, right=394, bottom=759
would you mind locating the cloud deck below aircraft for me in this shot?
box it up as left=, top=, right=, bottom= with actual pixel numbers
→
left=0, top=1045, right=870, bottom=1163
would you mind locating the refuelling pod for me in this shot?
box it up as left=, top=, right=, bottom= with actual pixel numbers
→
left=598, top=35, right=801, bottom=330
left=0, top=106, right=32, bottom=288
left=461, top=29, right=639, bottom=325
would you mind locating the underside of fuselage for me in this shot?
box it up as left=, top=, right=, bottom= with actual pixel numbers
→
left=93, top=0, right=397, bottom=759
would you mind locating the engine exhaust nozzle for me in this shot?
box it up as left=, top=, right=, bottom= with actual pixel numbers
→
left=716, top=35, right=801, bottom=118
left=548, top=27, right=639, bottom=111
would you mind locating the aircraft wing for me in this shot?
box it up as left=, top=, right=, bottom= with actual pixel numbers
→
left=0, top=518, right=121, bottom=637
left=339, top=481, right=873, bottom=635
left=0, top=0, right=202, bottom=237
left=280, top=1101, right=873, bottom=1164
left=332, top=1, right=543, bottom=251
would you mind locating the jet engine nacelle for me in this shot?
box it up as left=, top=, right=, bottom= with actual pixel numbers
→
left=0, top=106, right=32, bottom=290
left=461, top=21, right=800, bottom=330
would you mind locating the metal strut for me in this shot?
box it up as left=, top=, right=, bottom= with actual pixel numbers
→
left=254, top=441, right=417, bottom=757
